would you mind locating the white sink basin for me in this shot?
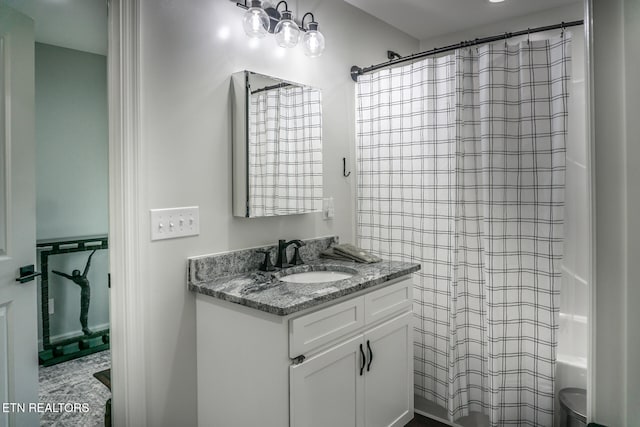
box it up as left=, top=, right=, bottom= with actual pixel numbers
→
left=279, top=270, right=354, bottom=284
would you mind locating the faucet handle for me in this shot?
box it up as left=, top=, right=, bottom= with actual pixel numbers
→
left=256, top=249, right=276, bottom=272
left=290, top=246, right=305, bottom=266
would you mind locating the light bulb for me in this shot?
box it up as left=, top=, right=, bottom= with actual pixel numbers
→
left=274, top=11, right=300, bottom=48
left=302, top=22, right=325, bottom=57
left=242, top=1, right=269, bottom=38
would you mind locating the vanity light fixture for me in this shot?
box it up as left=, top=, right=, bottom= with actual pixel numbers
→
left=301, top=13, right=325, bottom=57
left=235, top=0, right=325, bottom=56
left=274, top=2, right=300, bottom=48
left=242, top=0, right=270, bottom=38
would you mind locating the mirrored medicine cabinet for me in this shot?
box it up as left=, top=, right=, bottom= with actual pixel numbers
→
left=231, top=70, right=323, bottom=218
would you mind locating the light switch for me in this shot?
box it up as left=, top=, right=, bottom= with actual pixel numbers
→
left=150, top=206, right=200, bottom=241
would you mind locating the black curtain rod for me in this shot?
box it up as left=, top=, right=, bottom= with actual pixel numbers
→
left=251, top=82, right=294, bottom=95
left=350, top=19, right=583, bottom=82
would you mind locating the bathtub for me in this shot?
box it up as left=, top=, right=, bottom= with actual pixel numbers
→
left=555, top=312, right=588, bottom=426
left=557, top=313, right=588, bottom=382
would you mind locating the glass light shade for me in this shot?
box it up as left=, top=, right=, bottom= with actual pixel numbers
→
left=243, top=6, right=270, bottom=38
left=274, top=13, right=300, bottom=48
left=302, top=29, right=325, bottom=57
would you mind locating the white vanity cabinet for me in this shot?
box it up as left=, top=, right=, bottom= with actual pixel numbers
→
left=290, top=311, right=413, bottom=427
left=195, top=276, right=414, bottom=427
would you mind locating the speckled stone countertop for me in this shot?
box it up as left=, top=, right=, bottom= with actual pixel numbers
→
left=188, top=237, right=420, bottom=316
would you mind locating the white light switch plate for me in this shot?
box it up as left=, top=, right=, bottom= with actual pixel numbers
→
left=150, top=206, right=200, bottom=241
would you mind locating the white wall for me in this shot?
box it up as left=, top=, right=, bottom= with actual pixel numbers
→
left=591, top=0, right=640, bottom=425
left=138, top=0, right=418, bottom=424
left=34, top=42, right=109, bottom=346
left=35, top=42, right=108, bottom=239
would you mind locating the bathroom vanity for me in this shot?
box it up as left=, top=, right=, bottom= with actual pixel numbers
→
left=188, top=237, right=420, bottom=427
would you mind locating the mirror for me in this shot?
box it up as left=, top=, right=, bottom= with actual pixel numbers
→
left=232, top=70, right=323, bottom=218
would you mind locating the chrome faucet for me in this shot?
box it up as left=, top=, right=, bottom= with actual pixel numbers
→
left=275, top=239, right=306, bottom=268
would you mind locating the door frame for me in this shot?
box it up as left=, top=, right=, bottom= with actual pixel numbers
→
left=107, top=0, right=147, bottom=425
left=584, top=0, right=596, bottom=421
left=105, top=1, right=599, bottom=425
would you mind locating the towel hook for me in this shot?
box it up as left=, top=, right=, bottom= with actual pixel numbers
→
left=343, top=158, right=351, bottom=177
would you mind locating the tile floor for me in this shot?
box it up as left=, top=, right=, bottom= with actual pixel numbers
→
left=39, top=350, right=111, bottom=427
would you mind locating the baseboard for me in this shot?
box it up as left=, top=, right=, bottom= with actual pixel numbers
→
left=38, top=322, right=110, bottom=349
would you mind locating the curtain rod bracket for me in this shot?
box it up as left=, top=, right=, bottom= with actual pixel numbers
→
left=350, top=65, right=362, bottom=82
left=387, top=50, right=402, bottom=60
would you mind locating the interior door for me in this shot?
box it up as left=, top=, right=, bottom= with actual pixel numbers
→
left=364, top=311, right=413, bottom=427
left=290, top=334, right=365, bottom=427
left=0, top=5, right=38, bottom=427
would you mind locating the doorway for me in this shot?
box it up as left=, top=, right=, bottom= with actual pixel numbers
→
left=3, top=1, right=111, bottom=425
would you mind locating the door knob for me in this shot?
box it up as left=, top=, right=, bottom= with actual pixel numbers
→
left=15, top=264, right=42, bottom=284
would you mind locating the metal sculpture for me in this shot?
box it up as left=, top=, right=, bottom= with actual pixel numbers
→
left=52, top=249, right=97, bottom=336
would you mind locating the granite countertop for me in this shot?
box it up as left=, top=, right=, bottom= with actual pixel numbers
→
left=189, top=258, right=420, bottom=316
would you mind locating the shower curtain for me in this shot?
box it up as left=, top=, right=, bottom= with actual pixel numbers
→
left=248, top=86, right=323, bottom=216
left=356, top=35, right=570, bottom=426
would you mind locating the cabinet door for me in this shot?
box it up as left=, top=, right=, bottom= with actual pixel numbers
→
left=363, top=311, right=413, bottom=427
left=290, top=334, right=365, bottom=427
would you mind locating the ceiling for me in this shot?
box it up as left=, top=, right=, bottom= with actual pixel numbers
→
left=342, top=0, right=581, bottom=41
left=2, top=0, right=580, bottom=55
left=2, top=0, right=107, bottom=55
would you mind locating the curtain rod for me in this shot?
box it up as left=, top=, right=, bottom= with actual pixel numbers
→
left=251, top=82, right=293, bottom=95
left=350, top=19, right=583, bottom=82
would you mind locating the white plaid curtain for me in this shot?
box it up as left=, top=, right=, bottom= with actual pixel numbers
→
left=356, top=35, right=570, bottom=426
left=248, top=86, right=323, bottom=217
